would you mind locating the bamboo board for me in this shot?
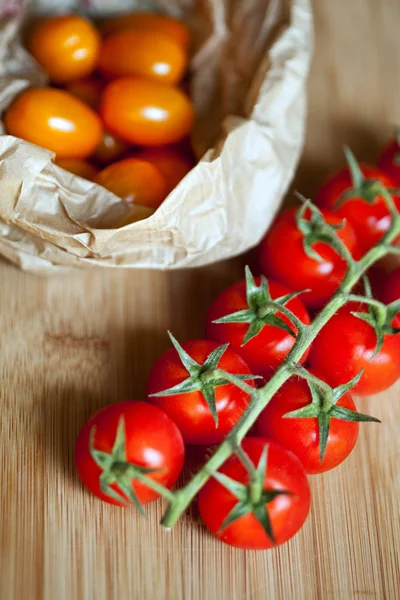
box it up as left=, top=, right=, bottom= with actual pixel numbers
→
left=1, top=0, right=400, bottom=598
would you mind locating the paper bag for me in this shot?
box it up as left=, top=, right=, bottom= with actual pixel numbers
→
left=0, top=0, right=313, bottom=273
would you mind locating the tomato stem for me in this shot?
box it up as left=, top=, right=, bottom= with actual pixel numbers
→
left=161, top=179, right=400, bottom=530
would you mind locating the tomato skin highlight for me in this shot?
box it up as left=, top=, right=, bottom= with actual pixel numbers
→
left=378, top=138, right=400, bottom=185
left=315, top=164, right=400, bottom=253
left=99, top=11, right=191, bottom=51
left=308, top=306, right=400, bottom=395
left=75, top=401, right=185, bottom=506
left=258, top=207, right=359, bottom=310
left=99, top=29, right=187, bottom=85
left=256, top=370, right=359, bottom=474
left=27, top=15, right=100, bottom=84
left=206, top=278, right=310, bottom=378
left=5, top=87, right=103, bottom=159
left=55, top=158, right=99, bottom=181
left=146, top=340, right=255, bottom=445
left=100, top=77, right=195, bottom=147
left=198, top=438, right=311, bottom=550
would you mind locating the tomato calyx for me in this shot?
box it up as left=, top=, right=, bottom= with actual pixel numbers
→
left=212, top=266, right=306, bottom=346
left=348, top=277, right=400, bottom=356
left=295, top=198, right=347, bottom=262
left=284, top=367, right=380, bottom=460
left=212, top=443, right=292, bottom=543
left=90, top=415, right=174, bottom=510
left=149, top=332, right=259, bottom=426
left=338, top=146, right=400, bottom=207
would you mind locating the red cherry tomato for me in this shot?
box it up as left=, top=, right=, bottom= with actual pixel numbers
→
left=75, top=401, right=184, bottom=507
left=378, top=137, right=400, bottom=185
left=256, top=369, right=362, bottom=474
left=206, top=277, right=310, bottom=378
left=146, top=340, right=255, bottom=445
left=134, top=148, right=194, bottom=194
left=99, top=29, right=187, bottom=85
left=27, top=15, right=100, bottom=83
left=100, top=77, right=194, bottom=146
left=308, top=305, right=400, bottom=395
left=198, top=438, right=311, bottom=550
left=378, top=266, right=400, bottom=327
left=94, top=158, right=167, bottom=209
left=4, top=87, right=103, bottom=158
left=258, top=207, right=359, bottom=311
left=65, top=77, right=105, bottom=110
left=100, top=12, right=191, bottom=51
left=315, top=164, right=400, bottom=253
left=55, top=158, right=99, bottom=181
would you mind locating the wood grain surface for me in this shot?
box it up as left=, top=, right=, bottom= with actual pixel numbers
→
left=1, top=1, right=400, bottom=598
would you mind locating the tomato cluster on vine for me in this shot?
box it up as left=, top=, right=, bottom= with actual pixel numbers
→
left=4, top=12, right=195, bottom=220
left=75, top=139, right=400, bottom=549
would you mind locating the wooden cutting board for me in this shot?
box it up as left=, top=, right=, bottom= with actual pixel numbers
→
left=1, top=1, right=399, bottom=598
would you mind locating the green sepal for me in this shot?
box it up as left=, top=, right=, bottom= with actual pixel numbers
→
left=212, top=266, right=304, bottom=346
left=283, top=369, right=380, bottom=461
left=329, top=405, right=380, bottom=423
left=347, top=275, right=400, bottom=357
left=296, top=200, right=346, bottom=263
left=213, top=443, right=293, bottom=545
left=89, top=416, right=168, bottom=511
left=168, top=331, right=201, bottom=376
left=337, top=147, right=400, bottom=208
left=149, top=333, right=258, bottom=427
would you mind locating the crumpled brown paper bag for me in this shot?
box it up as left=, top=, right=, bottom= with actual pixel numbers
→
left=0, top=0, right=313, bottom=274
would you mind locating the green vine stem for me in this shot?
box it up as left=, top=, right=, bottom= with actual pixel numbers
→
left=161, top=183, right=400, bottom=529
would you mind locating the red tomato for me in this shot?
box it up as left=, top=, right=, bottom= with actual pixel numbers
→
left=378, top=266, right=400, bottom=327
left=94, top=158, right=167, bottom=209
left=65, top=77, right=105, bottom=110
left=100, top=77, right=194, bottom=146
left=75, top=401, right=184, bottom=507
left=99, top=29, right=187, bottom=85
left=146, top=339, right=255, bottom=445
left=257, top=369, right=362, bottom=474
left=308, top=305, right=400, bottom=395
left=55, top=158, right=99, bottom=181
left=197, top=438, right=310, bottom=550
left=91, top=130, right=130, bottom=166
left=4, top=87, right=103, bottom=159
left=378, top=137, right=400, bottom=185
left=134, top=148, right=194, bottom=194
left=100, top=11, right=191, bottom=51
left=206, top=277, right=310, bottom=378
left=258, top=207, right=359, bottom=311
left=315, top=163, right=400, bottom=253
left=27, top=15, right=100, bottom=83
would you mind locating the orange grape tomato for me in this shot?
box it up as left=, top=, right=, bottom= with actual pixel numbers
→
left=27, top=15, right=100, bottom=84
left=55, top=158, right=99, bottom=181
left=135, top=148, right=194, bottom=193
left=91, top=130, right=130, bottom=165
left=100, top=11, right=191, bottom=51
left=94, top=158, right=167, bottom=209
left=65, top=77, right=105, bottom=110
left=98, top=28, right=187, bottom=85
left=4, top=87, right=103, bottom=158
left=100, top=77, right=195, bottom=147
